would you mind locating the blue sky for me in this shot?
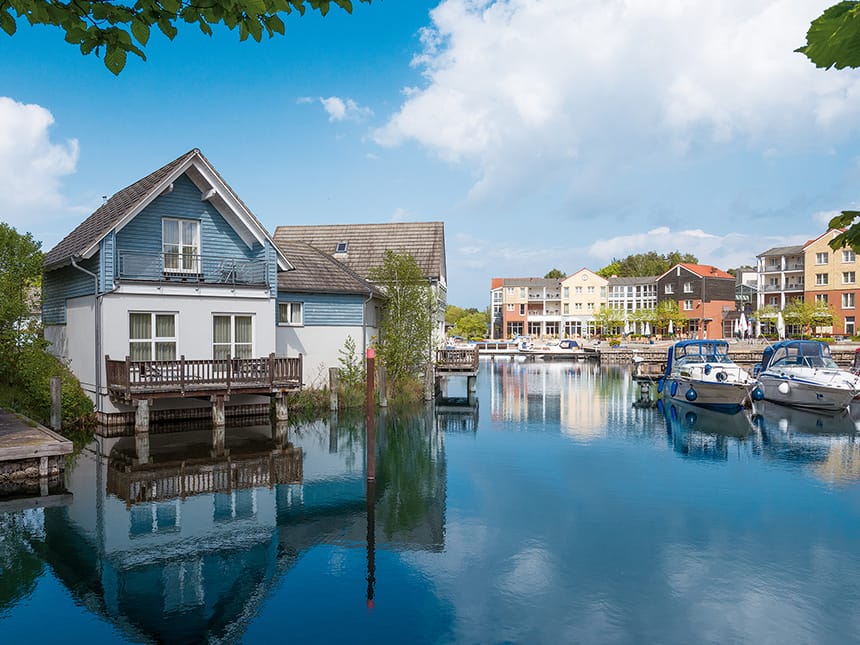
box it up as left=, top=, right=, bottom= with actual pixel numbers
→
left=4, top=0, right=860, bottom=307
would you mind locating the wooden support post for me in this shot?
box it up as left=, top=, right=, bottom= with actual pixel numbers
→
left=50, top=376, right=62, bottom=431
left=135, top=399, right=150, bottom=434
left=468, top=375, right=478, bottom=406
left=274, top=394, right=289, bottom=422
left=211, top=394, right=225, bottom=428
left=135, top=429, right=151, bottom=465
left=424, top=363, right=434, bottom=401
left=39, top=456, right=49, bottom=477
left=211, top=423, right=226, bottom=458
left=378, top=365, right=388, bottom=408
left=329, top=367, right=339, bottom=411
left=366, top=348, right=376, bottom=482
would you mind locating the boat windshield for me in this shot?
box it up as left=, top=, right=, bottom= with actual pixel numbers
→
left=769, top=344, right=839, bottom=369
left=673, top=342, right=731, bottom=364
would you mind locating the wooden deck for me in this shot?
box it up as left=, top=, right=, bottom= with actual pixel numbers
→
left=0, top=409, right=73, bottom=479
left=105, top=354, right=303, bottom=403
left=436, top=348, right=480, bottom=375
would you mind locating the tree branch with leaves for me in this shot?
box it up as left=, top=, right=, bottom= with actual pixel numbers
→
left=0, top=0, right=371, bottom=74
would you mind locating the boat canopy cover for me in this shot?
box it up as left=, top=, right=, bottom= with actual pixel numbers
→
left=760, top=340, right=832, bottom=371
left=663, top=340, right=731, bottom=376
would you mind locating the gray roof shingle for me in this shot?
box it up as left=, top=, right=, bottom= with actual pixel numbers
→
left=273, top=222, right=445, bottom=282
left=276, top=241, right=380, bottom=295
left=44, top=149, right=198, bottom=268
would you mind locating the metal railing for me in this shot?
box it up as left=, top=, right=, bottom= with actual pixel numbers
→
left=117, top=250, right=268, bottom=286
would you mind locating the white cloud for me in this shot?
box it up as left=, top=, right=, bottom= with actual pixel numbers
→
left=390, top=207, right=412, bottom=221
left=812, top=209, right=840, bottom=228
left=319, top=96, right=373, bottom=122
left=0, top=97, right=78, bottom=223
left=586, top=226, right=806, bottom=268
left=375, top=0, right=860, bottom=198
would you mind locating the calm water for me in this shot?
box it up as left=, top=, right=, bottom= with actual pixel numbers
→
left=3, top=360, right=860, bottom=644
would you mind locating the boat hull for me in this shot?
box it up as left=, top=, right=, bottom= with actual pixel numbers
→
left=660, top=377, right=753, bottom=412
left=758, top=373, right=857, bottom=412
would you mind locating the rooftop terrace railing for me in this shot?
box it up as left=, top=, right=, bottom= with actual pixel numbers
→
left=117, top=250, right=267, bottom=286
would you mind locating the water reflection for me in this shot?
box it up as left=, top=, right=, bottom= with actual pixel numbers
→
left=8, top=412, right=446, bottom=643
left=753, top=401, right=860, bottom=485
left=659, top=398, right=758, bottom=462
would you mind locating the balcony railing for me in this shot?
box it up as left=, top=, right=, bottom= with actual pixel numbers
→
left=106, top=354, right=302, bottom=402
left=117, top=250, right=268, bottom=286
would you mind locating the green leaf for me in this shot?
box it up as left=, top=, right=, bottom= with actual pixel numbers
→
left=798, top=1, right=860, bottom=69
left=131, top=18, right=150, bottom=46
left=0, top=9, right=16, bottom=36
left=104, top=46, right=127, bottom=75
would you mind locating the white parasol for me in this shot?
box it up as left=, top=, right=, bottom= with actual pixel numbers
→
left=777, top=311, right=786, bottom=340
left=668, top=319, right=673, bottom=335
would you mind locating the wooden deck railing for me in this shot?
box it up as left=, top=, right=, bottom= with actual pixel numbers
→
left=106, top=353, right=302, bottom=401
left=435, top=348, right=480, bottom=373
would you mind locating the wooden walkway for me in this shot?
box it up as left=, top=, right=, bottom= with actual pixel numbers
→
left=0, top=409, right=73, bottom=478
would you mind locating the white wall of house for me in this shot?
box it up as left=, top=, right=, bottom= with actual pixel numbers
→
left=45, top=294, right=96, bottom=395
left=101, top=288, right=277, bottom=364
left=276, top=323, right=377, bottom=388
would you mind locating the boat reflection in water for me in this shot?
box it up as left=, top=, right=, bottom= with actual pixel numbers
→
left=753, top=400, right=860, bottom=485
left=658, top=398, right=757, bottom=461
left=26, top=411, right=447, bottom=644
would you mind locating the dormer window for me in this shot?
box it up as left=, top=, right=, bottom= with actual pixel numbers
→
left=335, top=241, right=348, bottom=254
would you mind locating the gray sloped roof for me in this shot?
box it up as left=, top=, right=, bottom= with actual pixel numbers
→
left=498, top=277, right=560, bottom=287
left=273, top=222, right=445, bottom=282
left=44, top=149, right=198, bottom=268
left=606, top=276, right=658, bottom=286
left=276, top=241, right=380, bottom=295
left=757, top=244, right=804, bottom=257
left=44, top=148, right=290, bottom=271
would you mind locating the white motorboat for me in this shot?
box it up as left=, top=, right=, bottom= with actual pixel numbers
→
left=658, top=340, right=763, bottom=411
left=754, top=340, right=860, bottom=412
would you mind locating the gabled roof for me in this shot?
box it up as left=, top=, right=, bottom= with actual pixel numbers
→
left=44, top=148, right=291, bottom=272
left=276, top=241, right=381, bottom=296
left=802, top=228, right=843, bottom=250
left=273, top=222, right=445, bottom=282
left=658, top=263, right=733, bottom=281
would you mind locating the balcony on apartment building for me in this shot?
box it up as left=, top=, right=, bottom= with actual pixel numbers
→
left=761, top=261, right=804, bottom=273
left=117, top=250, right=268, bottom=286
left=763, top=282, right=804, bottom=292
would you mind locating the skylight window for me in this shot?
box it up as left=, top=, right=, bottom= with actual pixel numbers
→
left=335, top=241, right=348, bottom=253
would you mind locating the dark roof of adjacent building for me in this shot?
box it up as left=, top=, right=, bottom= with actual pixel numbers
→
left=44, top=148, right=289, bottom=271
left=276, top=241, right=380, bottom=295
left=273, top=222, right=445, bottom=282
left=606, top=276, right=657, bottom=286
left=757, top=244, right=804, bottom=257
left=496, top=277, right=560, bottom=287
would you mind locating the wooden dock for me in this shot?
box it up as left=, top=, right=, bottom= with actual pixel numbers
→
left=0, top=409, right=73, bottom=482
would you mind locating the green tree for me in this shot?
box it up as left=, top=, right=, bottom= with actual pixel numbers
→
left=592, top=305, right=625, bottom=336
left=596, top=251, right=698, bottom=278
left=0, top=223, right=42, bottom=379
left=445, top=305, right=466, bottom=326
left=369, top=250, right=433, bottom=387
left=335, top=335, right=364, bottom=409
left=0, top=0, right=371, bottom=75
left=544, top=268, right=565, bottom=279
left=452, top=311, right=488, bottom=340
left=653, top=300, right=687, bottom=335
left=783, top=299, right=835, bottom=337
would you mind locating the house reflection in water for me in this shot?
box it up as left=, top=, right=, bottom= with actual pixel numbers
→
left=37, top=410, right=446, bottom=643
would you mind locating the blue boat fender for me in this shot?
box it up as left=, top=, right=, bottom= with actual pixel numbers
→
left=670, top=381, right=678, bottom=397
left=751, top=386, right=764, bottom=401
left=704, top=364, right=712, bottom=375
left=685, top=387, right=698, bottom=402
left=657, top=378, right=664, bottom=394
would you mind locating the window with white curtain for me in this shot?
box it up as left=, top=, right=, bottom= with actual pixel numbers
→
left=163, top=217, right=200, bottom=273
left=129, top=313, right=176, bottom=361
left=213, top=314, right=253, bottom=359
left=278, top=302, right=303, bottom=325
